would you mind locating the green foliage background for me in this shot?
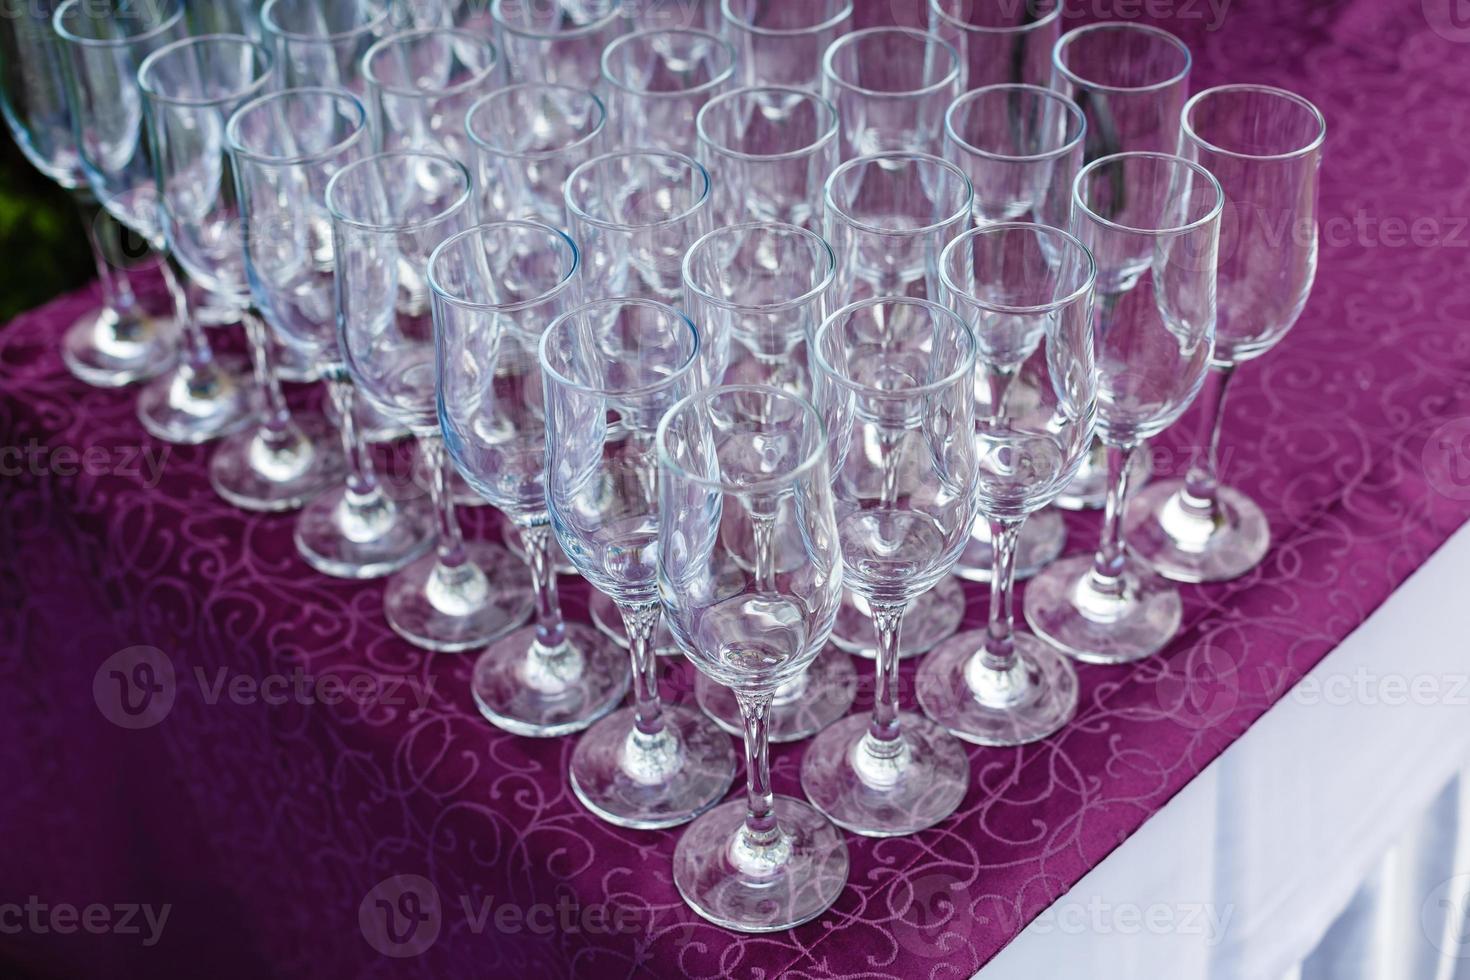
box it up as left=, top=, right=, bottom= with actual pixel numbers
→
left=0, top=132, right=93, bottom=322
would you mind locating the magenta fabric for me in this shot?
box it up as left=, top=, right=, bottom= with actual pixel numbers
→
left=4, top=0, right=1469, bottom=976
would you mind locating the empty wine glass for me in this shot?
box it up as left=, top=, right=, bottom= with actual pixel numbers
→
left=0, top=0, right=174, bottom=388
left=260, top=0, right=394, bottom=94
left=599, top=28, right=736, bottom=156
left=1024, top=152, right=1222, bottom=664
left=564, top=149, right=711, bottom=306
left=798, top=297, right=978, bottom=836
left=659, top=385, right=848, bottom=930
left=433, top=220, right=630, bottom=734
left=1049, top=21, right=1192, bottom=509
left=329, top=152, right=533, bottom=649
left=540, top=296, right=737, bottom=828
left=55, top=0, right=256, bottom=445
left=490, top=0, right=626, bottom=89
left=466, top=83, right=606, bottom=225
left=364, top=26, right=505, bottom=159
left=679, top=221, right=858, bottom=740
left=918, top=222, right=1096, bottom=745
left=927, top=0, right=1061, bottom=89
left=719, top=0, right=851, bottom=89
left=1126, top=85, right=1325, bottom=582
left=694, top=85, right=839, bottom=230
left=820, top=27, right=960, bottom=159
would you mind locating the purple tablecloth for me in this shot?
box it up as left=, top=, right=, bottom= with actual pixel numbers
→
left=5, top=0, right=1470, bottom=976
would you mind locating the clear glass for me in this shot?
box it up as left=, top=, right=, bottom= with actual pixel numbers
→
left=927, top=0, right=1061, bottom=89
left=798, top=297, right=977, bottom=836
left=540, top=297, right=737, bottom=828
left=398, top=0, right=497, bottom=34
left=260, top=0, right=394, bottom=95
left=466, top=83, right=606, bottom=226
left=433, top=220, right=629, bottom=735
left=1050, top=20, right=1191, bottom=509
left=328, top=153, right=532, bottom=650
left=600, top=28, right=735, bottom=156
left=694, top=85, right=839, bottom=230
left=363, top=27, right=505, bottom=159
left=680, top=221, right=858, bottom=740
left=719, top=0, right=851, bottom=89
left=0, top=0, right=174, bottom=387
left=822, top=150, right=972, bottom=307
left=490, top=0, right=627, bottom=89
left=1127, top=85, right=1325, bottom=583
left=820, top=27, right=960, bottom=159
left=229, top=88, right=434, bottom=579
left=918, top=222, right=1097, bottom=745
left=1024, top=152, right=1223, bottom=664
left=659, top=385, right=847, bottom=930
left=55, top=0, right=256, bottom=443
left=565, top=149, right=712, bottom=306
left=187, top=0, right=268, bottom=40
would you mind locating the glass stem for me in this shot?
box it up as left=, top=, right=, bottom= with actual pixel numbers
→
left=736, top=691, right=778, bottom=842
left=982, top=517, right=1024, bottom=674
left=74, top=193, right=142, bottom=323
left=867, top=602, right=906, bottom=743
left=420, top=433, right=466, bottom=568
left=1181, top=364, right=1237, bottom=507
left=242, top=311, right=293, bottom=441
left=159, top=252, right=215, bottom=375
left=619, top=602, right=664, bottom=737
left=326, top=378, right=380, bottom=498
left=1090, top=441, right=1142, bottom=595
left=518, top=523, right=566, bottom=651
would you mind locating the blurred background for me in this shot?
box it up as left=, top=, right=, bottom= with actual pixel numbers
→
left=0, top=132, right=93, bottom=321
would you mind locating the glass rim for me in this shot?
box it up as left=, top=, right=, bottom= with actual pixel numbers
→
left=227, top=87, right=370, bottom=165
left=363, top=27, right=502, bottom=99
left=564, top=149, right=711, bottom=231
left=490, top=0, right=625, bottom=40
left=682, top=221, right=836, bottom=313
left=719, top=0, right=853, bottom=36
left=1071, top=151, right=1225, bottom=238
left=939, top=222, right=1097, bottom=316
left=944, top=83, right=1086, bottom=163
left=600, top=28, right=737, bottom=99
left=1051, top=21, right=1192, bottom=95
left=927, top=0, right=1062, bottom=34
left=821, top=27, right=961, bottom=100
left=466, top=83, right=606, bottom=159
left=656, top=383, right=830, bottom=494
left=260, top=0, right=394, bottom=44
left=427, top=219, right=580, bottom=313
left=823, top=151, right=973, bottom=237
left=325, top=149, right=473, bottom=233
left=53, top=0, right=184, bottom=49
left=695, top=86, right=838, bottom=162
left=812, top=296, right=977, bottom=398
left=1182, top=83, right=1327, bottom=162
left=137, top=34, right=274, bottom=108
left=539, top=297, right=701, bottom=400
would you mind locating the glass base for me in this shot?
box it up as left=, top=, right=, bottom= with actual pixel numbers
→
left=830, top=579, right=965, bottom=660
left=1023, top=554, right=1182, bottom=665
left=954, top=508, right=1067, bottom=583
left=208, top=414, right=344, bottom=513
left=136, top=353, right=254, bottom=445
left=570, top=703, right=738, bottom=829
left=588, top=589, right=682, bottom=657
left=62, top=305, right=174, bottom=388
left=1054, top=441, right=1152, bottom=511
left=696, top=647, right=856, bottom=743
left=502, top=521, right=576, bottom=574
left=294, top=484, right=434, bottom=579
left=673, top=795, right=849, bottom=932
left=471, top=622, right=630, bottom=737
left=322, top=387, right=410, bottom=444
left=384, top=542, right=534, bottom=652
left=798, top=712, right=968, bottom=837
left=916, top=631, right=1078, bottom=745
left=1125, top=479, right=1270, bottom=583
